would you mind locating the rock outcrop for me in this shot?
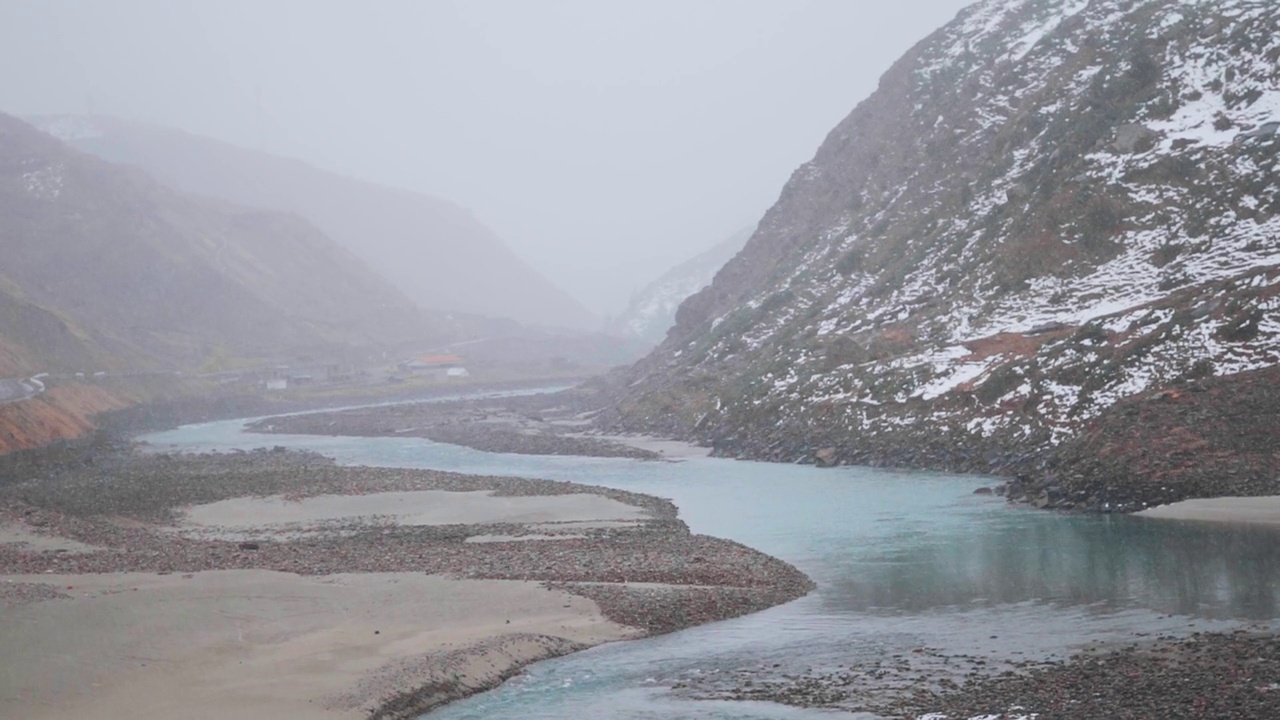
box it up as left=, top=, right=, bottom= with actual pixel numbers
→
left=0, top=383, right=127, bottom=455
left=1006, top=364, right=1280, bottom=511
left=602, top=0, right=1280, bottom=505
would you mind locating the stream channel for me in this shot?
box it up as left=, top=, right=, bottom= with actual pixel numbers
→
left=141, top=397, right=1280, bottom=719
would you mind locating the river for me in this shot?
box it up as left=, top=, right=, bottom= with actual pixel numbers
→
left=142, top=410, right=1280, bottom=719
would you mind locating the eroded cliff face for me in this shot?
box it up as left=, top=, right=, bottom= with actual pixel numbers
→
left=606, top=0, right=1280, bottom=480
left=0, top=384, right=129, bottom=455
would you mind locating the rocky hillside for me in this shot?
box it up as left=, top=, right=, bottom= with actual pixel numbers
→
left=0, top=113, right=449, bottom=374
left=607, top=227, right=752, bottom=345
left=1008, top=364, right=1280, bottom=511
left=33, top=115, right=598, bottom=331
left=605, top=0, right=1280, bottom=494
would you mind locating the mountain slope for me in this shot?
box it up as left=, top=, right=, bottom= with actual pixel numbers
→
left=0, top=282, right=102, bottom=377
left=0, top=113, right=445, bottom=374
left=33, top=116, right=598, bottom=330
left=607, top=226, right=753, bottom=345
left=606, top=0, right=1280, bottom=486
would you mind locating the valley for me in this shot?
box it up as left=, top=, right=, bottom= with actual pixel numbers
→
left=3, top=0, right=1280, bottom=718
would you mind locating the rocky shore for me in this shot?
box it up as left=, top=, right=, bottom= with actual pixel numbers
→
left=277, top=369, right=1280, bottom=520
left=679, top=630, right=1280, bottom=719
left=249, top=391, right=663, bottom=460
left=923, top=631, right=1280, bottom=720
left=248, top=371, right=1280, bottom=520
left=586, top=363, right=1280, bottom=518
left=1000, top=366, right=1280, bottom=513
left=0, top=447, right=813, bottom=720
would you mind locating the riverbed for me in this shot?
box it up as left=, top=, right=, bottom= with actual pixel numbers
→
left=142, top=414, right=1280, bottom=718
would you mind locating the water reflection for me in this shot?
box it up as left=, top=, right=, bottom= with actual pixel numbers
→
left=827, top=513, right=1280, bottom=618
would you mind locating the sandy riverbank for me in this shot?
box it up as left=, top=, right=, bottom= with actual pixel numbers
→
left=1, top=570, right=634, bottom=720
left=170, top=488, right=648, bottom=541
left=1135, top=496, right=1280, bottom=525
left=0, top=448, right=813, bottom=719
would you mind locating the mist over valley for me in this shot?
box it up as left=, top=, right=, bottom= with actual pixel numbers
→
left=3, top=2, right=1280, bottom=719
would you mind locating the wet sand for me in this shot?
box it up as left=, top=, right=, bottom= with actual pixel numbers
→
left=1136, top=496, right=1280, bottom=525
left=1, top=570, right=634, bottom=720
left=175, top=489, right=648, bottom=539
left=0, top=522, right=100, bottom=553
left=0, top=449, right=814, bottom=719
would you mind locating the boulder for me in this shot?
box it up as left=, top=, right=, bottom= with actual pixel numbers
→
left=814, top=447, right=838, bottom=466
left=1112, top=123, right=1158, bottom=153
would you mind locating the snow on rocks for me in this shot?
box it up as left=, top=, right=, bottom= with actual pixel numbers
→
left=608, top=0, right=1280, bottom=477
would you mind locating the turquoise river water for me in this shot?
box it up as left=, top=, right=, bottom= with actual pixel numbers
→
left=142, top=404, right=1280, bottom=719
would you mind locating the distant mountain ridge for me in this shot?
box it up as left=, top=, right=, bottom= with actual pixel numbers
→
left=607, top=227, right=752, bottom=345
left=0, top=113, right=449, bottom=375
left=32, top=115, right=598, bottom=330
left=603, top=0, right=1280, bottom=499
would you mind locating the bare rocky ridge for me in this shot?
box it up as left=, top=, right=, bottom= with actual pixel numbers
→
left=601, top=0, right=1280, bottom=508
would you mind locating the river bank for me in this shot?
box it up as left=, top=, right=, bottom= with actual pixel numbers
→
left=247, top=390, right=666, bottom=460
left=1003, top=366, right=1280, bottom=514
left=97, top=376, right=592, bottom=438
left=251, top=379, right=1280, bottom=527
left=0, top=447, right=813, bottom=720
left=1137, top=496, right=1280, bottom=525
left=156, top=389, right=1280, bottom=718
left=580, top=362, right=1280, bottom=519
left=0, top=375, right=591, bottom=480
left=675, top=628, right=1280, bottom=719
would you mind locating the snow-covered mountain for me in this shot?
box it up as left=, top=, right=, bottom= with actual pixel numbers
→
left=607, top=227, right=753, bottom=345
left=604, top=0, right=1280, bottom=494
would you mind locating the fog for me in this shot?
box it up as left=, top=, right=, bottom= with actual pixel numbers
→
left=1, top=0, right=969, bottom=314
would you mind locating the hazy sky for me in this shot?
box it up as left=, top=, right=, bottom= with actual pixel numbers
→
left=1, top=0, right=971, bottom=315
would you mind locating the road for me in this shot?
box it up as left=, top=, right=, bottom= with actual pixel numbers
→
left=0, top=376, right=43, bottom=405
